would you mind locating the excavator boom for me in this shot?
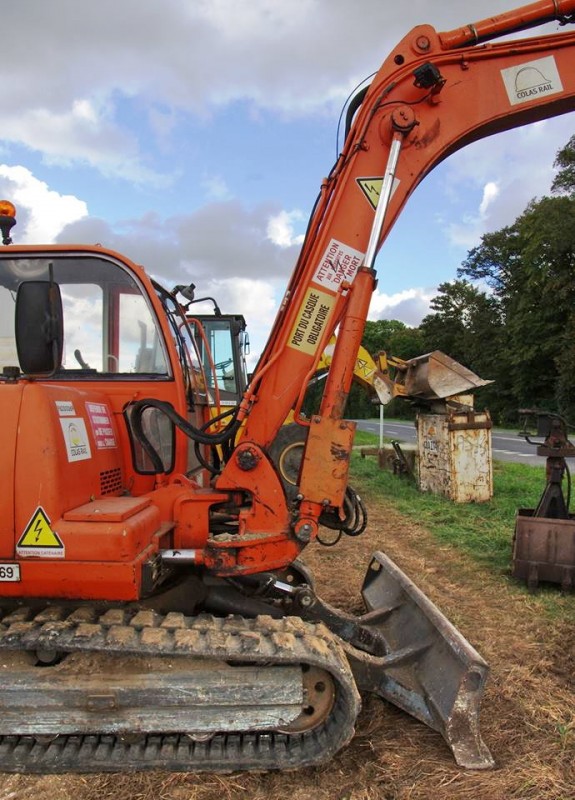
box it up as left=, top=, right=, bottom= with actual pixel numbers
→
left=212, top=0, right=575, bottom=574
left=241, top=1, right=575, bottom=452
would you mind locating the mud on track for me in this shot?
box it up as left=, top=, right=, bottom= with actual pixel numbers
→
left=0, top=493, right=573, bottom=800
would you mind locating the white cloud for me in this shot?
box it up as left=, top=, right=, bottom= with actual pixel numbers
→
left=0, top=164, right=87, bottom=243
left=267, top=210, right=305, bottom=248
left=369, top=287, right=435, bottom=326
left=444, top=181, right=501, bottom=248
left=441, top=116, right=575, bottom=249
left=479, top=182, right=499, bottom=216
left=0, top=103, right=168, bottom=185
left=72, top=99, right=99, bottom=125
left=202, top=174, right=233, bottom=201
left=2, top=0, right=564, bottom=178
left=60, top=199, right=300, bottom=285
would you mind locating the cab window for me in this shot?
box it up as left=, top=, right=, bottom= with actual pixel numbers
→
left=0, top=254, right=170, bottom=378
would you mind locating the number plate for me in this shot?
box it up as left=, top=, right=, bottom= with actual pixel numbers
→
left=0, top=564, right=21, bottom=582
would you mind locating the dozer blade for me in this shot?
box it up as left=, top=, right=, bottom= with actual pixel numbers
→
left=345, top=552, right=494, bottom=770
left=404, top=350, right=492, bottom=400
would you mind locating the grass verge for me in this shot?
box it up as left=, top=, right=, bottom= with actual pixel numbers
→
left=351, top=432, right=573, bottom=619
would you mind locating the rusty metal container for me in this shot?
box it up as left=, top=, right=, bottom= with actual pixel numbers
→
left=512, top=510, right=575, bottom=591
left=417, top=406, right=493, bottom=503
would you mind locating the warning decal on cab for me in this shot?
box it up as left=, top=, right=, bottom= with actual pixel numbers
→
left=86, top=402, right=117, bottom=450
left=17, top=507, right=65, bottom=558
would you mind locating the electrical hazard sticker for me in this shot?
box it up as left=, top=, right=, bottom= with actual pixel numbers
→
left=288, top=287, right=335, bottom=356
left=17, top=507, right=65, bottom=558
left=356, top=176, right=400, bottom=211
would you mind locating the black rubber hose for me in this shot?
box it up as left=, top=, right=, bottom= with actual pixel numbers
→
left=129, top=398, right=242, bottom=474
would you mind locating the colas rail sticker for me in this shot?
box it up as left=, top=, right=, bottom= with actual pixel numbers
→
left=500, top=56, right=563, bottom=107
left=59, top=416, right=92, bottom=462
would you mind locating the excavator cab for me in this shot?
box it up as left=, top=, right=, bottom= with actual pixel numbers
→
left=191, top=313, right=249, bottom=405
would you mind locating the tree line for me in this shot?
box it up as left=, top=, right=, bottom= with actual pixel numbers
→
left=346, top=135, right=575, bottom=423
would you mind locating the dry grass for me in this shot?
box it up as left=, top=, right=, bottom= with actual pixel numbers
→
left=0, top=492, right=573, bottom=800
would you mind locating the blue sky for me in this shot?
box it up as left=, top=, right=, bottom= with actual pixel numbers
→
left=1, top=0, right=574, bottom=361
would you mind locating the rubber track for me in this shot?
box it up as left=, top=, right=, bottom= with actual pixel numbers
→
left=0, top=605, right=361, bottom=773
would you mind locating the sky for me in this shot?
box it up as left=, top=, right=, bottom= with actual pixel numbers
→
left=1, top=0, right=574, bottom=364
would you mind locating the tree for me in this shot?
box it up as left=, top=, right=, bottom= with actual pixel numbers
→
left=418, top=280, right=506, bottom=417
left=407, top=135, right=575, bottom=421
left=459, top=187, right=575, bottom=418
left=551, top=134, right=575, bottom=197
left=361, top=319, right=422, bottom=359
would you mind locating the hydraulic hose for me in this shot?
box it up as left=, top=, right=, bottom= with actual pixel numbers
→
left=128, top=398, right=241, bottom=474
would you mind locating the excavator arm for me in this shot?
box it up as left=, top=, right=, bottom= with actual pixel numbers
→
left=202, top=4, right=575, bottom=767
left=214, top=0, right=575, bottom=564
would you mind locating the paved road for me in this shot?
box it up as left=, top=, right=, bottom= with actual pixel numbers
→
left=355, top=418, right=543, bottom=466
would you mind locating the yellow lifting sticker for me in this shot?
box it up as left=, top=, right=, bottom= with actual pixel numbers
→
left=16, top=507, right=65, bottom=558
left=288, top=288, right=335, bottom=356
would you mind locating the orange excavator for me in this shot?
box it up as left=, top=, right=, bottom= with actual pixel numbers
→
left=0, top=0, right=573, bottom=774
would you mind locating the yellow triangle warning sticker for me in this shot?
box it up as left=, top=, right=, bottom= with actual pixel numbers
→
left=355, top=357, right=373, bottom=377
left=17, top=507, right=64, bottom=553
left=357, top=177, right=383, bottom=210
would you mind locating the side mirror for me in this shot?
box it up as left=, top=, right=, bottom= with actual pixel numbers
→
left=15, top=281, right=64, bottom=375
